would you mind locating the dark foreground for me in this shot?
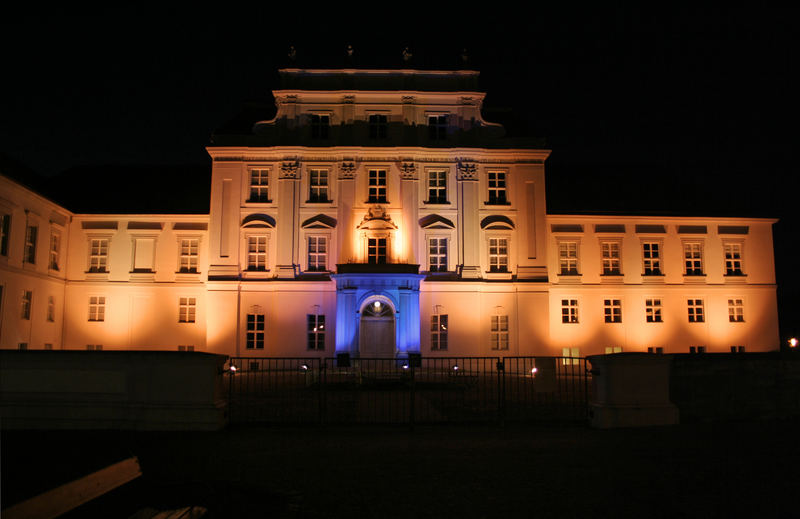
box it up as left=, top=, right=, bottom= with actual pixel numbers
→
left=3, top=420, right=799, bottom=518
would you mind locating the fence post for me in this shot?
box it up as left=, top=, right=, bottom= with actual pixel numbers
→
left=497, top=358, right=505, bottom=427
left=409, top=364, right=416, bottom=431
left=319, top=359, right=326, bottom=425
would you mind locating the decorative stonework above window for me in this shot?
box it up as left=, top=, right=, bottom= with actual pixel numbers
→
left=456, top=161, right=477, bottom=181
left=280, top=161, right=300, bottom=179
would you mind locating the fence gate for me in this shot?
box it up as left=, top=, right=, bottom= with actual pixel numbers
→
left=227, top=356, right=590, bottom=425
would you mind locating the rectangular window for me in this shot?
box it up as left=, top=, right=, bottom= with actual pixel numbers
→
left=561, top=347, right=580, bottom=365
left=307, top=236, right=327, bottom=271
left=49, top=232, right=60, bottom=270
left=18, top=343, right=27, bottom=350
left=491, top=315, right=509, bottom=350
left=601, top=242, right=621, bottom=275
left=179, top=297, right=196, bottom=323
left=724, top=243, right=744, bottom=275
left=179, top=238, right=199, bottom=273
left=44, top=343, right=53, bottom=350
left=178, top=345, right=195, bottom=352
left=428, top=114, right=447, bottom=140
left=431, top=314, right=448, bottom=351
left=0, top=213, right=10, bottom=256
left=88, top=238, right=109, bottom=273
left=247, top=236, right=268, bottom=270
left=604, top=299, right=622, bottom=323
left=605, top=346, right=623, bottom=354
left=367, top=169, right=387, bottom=203
left=88, top=296, right=105, bottom=322
left=367, top=237, right=387, bottom=264
left=728, top=298, right=744, bottom=322
left=369, top=114, right=387, bottom=139
left=307, top=314, right=325, bottom=350
left=87, top=344, right=103, bottom=351
left=249, top=169, right=270, bottom=203
left=47, top=296, right=55, bottom=322
left=487, top=171, right=507, bottom=204
left=687, top=299, right=705, bottom=323
left=646, top=298, right=663, bottom=323
left=311, top=114, right=330, bottom=139
left=308, top=169, right=330, bottom=203
left=427, top=170, right=447, bottom=204
left=561, top=299, right=579, bottom=323
left=642, top=242, right=662, bottom=275
left=690, top=346, right=706, bottom=354
left=558, top=242, right=579, bottom=275
left=683, top=242, right=704, bottom=275
left=648, top=346, right=665, bottom=354
left=428, top=238, right=447, bottom=272
left=246, top=313, right=265, bottom=349
left=24, top=225, right=37, bottom=264
left=21, top=290, right=32, bottom=320
left=488, top=237, right=509, bottom=272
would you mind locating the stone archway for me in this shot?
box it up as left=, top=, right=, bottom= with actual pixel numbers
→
left=359, top=298, right=396, bottom=357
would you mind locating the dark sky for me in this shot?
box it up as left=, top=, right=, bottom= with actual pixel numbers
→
left=1, top=8, right=797, bottom=339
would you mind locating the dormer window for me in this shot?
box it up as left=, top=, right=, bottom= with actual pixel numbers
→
left=428, top=115, right=447, bottom=140
left=369, top=114, right=387, bottom=139
left=311, top=114, right=330, bottom=139
left=367, top=169, right=387, bottom=203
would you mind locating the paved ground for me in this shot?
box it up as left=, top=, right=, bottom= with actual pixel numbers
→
left=3, top=419, right=799, bottom=518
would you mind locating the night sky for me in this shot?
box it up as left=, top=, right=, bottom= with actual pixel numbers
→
left=1, top=8, right=797, bottom=341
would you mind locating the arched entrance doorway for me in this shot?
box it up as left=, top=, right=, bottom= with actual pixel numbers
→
left=359, top=298, right=396, bottom=357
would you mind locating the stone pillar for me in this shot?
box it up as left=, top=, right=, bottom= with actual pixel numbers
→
left=398, top=286, right=421, bottom=355
left=275, top=161, right=299, bottom=278
left=588, top=353, right=679, bottom=428
left=334, top=287, right=358, bottom=355
left=399, top=161, right=418, bottom=264
left=337, top=161, right=356, bottom=263
left=457, top=161, right=481, bottom=279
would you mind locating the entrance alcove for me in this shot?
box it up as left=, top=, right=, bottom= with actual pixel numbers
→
left=359, top=296, right=396, bottom=357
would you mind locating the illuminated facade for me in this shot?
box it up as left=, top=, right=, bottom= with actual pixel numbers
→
left=0, top=69, right=780, bottom=356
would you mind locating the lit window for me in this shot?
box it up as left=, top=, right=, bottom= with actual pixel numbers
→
left=47, top=296, right=55, bottom=322
left=601, top=242, right=621, bottom=275
left=687, top=299, right=705, bottom=323
left=368, top=237, right=387, bottom=264
left=428, top=238, right=447, bottom=272
left=179, top=297, right=196, bottom=323
left=311, top=114, right=330, bottom=139
left=247, top=236, right=268, bottom=271
left=428, top=114, right=447, bottom=140
left=561, top=347, right=580, bottom=365
left=558, top=242, right=579, bottom=275
left=369, top=114, right=387, bottom=139
left=24, top=225, right=37, bottom=264
left=724, top=243, right=744, bottom=276
left=88, top=238, right=109, bottom=273
left=88, top=296, right=105, bottom=322
left=0, top=213, right=10, bottom=256
left=246, top=313, right=265, bottom=349
left=487, top=171, right=508, bottom=204
left=179, top=238, right=199, bottom=273
left=491, top=314, right=509, bottom=350
left=427, top=171, right=447, bottom=204
left=561, top=299, right=579, bottom=323
left=367, top=169, right=387, bottom=203
left=21, top=290, right=32, bottom=320
left=728, top=298, right=744, bottom=322
left=683, top=242, right=704, bottom=275
left=307, top=236, right=327, bottom=271
left=307, top=314, right=325, bottom=350
left=488, top=238, right=509, bottom=273
left=605, top=346, right=623, bottom=354
left=604, top=299, right=622, bottom=323
left=646, top=298, right=663, bottom=323
left=642, top=242, right=662, bottom=276
left=249, top=169, right=270, bottom=203
left=49, top=232, right=60, bottom=271
left=308, top=169, right=330, bottom=203
left=431, top=313, right=448, bottom=351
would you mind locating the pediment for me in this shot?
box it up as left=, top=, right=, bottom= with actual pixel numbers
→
left=356, top=205, right=397, bottom=230
left=419, top=214, right=455, bottom=229
left=480, top=215, right=514, bottom=230
left=241, top=213, right=276, bottom=228
left=302, top=214, right=337, bottom=229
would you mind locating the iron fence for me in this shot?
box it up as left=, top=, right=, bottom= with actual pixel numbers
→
left=227, top=356, right=590, bottom=425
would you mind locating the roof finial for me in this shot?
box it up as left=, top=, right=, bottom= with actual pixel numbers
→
left=461, top=48, right=469, bottom=65
left=402, top=46, right=413, bottom=63
left=346, top=44, right=354, bottom=58
left=287, top=45, right=297, bottom=63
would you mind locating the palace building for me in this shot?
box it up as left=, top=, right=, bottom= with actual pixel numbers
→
left=0, top=68, right=780, bottom=357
